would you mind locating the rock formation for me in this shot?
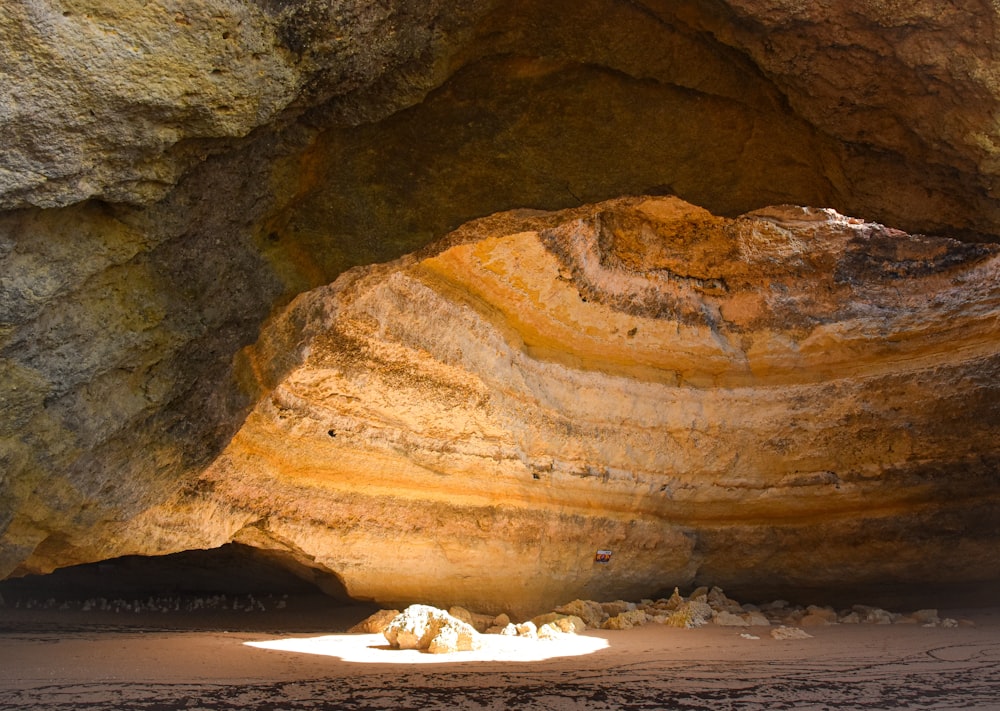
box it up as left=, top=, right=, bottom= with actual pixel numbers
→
left=0, top=0, right=488, bottom=209
left=383, top=604, right=482, bottom=654
left=6, top=2, right=1000, bottom=236
left=354, top=587, right=967, bottom=656
left=2, top=2, right=1000, bottom=613
left=87, top=196, right=999, bottom=616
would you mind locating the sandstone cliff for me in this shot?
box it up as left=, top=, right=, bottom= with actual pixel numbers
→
left=113, top=197, right=999, bottom=615
left=3, top=2, right=1000, bottom=611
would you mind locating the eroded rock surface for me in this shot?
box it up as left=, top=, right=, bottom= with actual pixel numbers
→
left=383, top=604, right=482, bottom=654
left=3, top=2, right=1000, bottom=612
left=0, top=0, right=486, bottom=209
left=97, top=196, right=999, bottom=616
left=5, top=1, right=1000, bottom=235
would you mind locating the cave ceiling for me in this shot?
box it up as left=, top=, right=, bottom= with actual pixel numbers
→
left=1, top=0, right=999, bottom=607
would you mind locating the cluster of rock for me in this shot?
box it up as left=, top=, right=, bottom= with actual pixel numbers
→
left=358, top=587, right=966, bottom=653
left=1, top=592, right=286, bottom=614
left=351, top=604, right=584, bottom=654
left=588, top=586, right=964, bottom=631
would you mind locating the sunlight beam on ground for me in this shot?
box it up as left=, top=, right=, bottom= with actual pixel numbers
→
left=244, top=632, right=609, bottom=664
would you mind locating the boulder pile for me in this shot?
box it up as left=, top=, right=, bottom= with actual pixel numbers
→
left=355, top=586, right=966, bottom=653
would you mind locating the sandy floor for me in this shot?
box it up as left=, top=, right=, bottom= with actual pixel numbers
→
left=1, top=605, right=999, bottom=710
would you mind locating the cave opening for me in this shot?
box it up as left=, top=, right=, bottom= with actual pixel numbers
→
left=0, top=543, right=376, bottom=632
left=0, top=0, right=998, bottom=653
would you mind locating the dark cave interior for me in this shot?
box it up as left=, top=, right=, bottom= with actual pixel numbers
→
left=3, top=543, right=998, bottom=626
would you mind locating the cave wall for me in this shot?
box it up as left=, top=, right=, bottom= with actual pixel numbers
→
left=114, top=196, right=1000, bottom=616
left=2, top=0, right=999, bottom=602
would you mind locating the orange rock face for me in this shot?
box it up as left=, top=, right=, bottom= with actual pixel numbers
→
left=128, top=197, right=1000, bottom=616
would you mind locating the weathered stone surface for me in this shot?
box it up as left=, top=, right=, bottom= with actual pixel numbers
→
left=771, top=626, right=812, bottom=641
left=531, top=612, right=586, bottom=634
left=7, top=0, right=1000, bottom=239
left=348, top=608, right=399, bottom=634
left=53, top=195, right=990, bottom=617
left=600, top=602, right=639, bottom=618
left=806, top=606, right=838, bottom=624
left=0, top=196, right=284, bottom=579
left=689, top=587, right=710, bottom=602
left=744, top=611, right=771, bottom=627
left=548, top=615, right=587, bottom=635
left=448, top=605, right=495, bottom=633
left=603, top=610, right=649, bottom=631
left=509, top=588, right=945, bottom=637
left=713, top=0, right=1000, bottom=232
left=910, top=609, right=941, bottom=626
left=714, top=611, right=750, bottom=627
left=255, top=0, right=1000, bottom=296
left=536, top=622, right=565, bottom=640
left=554, top=599, right=607, bottom=629
left=0, top=0, right=488, bottom=209
left=5, top=1, right=1000, bottom=608
left=708, top=587, right=743, bottom=614
left=854, top=606, right=895, bottom=625
left=513, top=621, right=538, bottom=639
left=383, top=604, right=482, bottom=654
left=662, top=588, right=686, bottom=611
left=426, top=622, right=481, bottom=654
left=653, top=600, right=714, bottom=629
left=799, top=614, right=832, bottom=628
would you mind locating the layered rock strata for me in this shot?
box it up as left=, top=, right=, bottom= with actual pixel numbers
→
left=5, top=2, right=1000, bottom=592
left=106, top=196, right=999, bottom=616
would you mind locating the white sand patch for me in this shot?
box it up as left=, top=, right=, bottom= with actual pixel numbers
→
left=245, top=631, right=609, bottom=663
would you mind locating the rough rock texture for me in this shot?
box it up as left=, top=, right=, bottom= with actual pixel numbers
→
left=603, top=610, right=649, bottom=631
left=545, top=615, right=587, bottom=635
left=3, top=2, right=1000, bottom=608
left=511, top=587, right=965, bottom=632
left=5, top=1, right=1000, bottom=233
left=347, top=608, right=400, bottom=634
left=657, top=600, right=715, bottom=629
left=383, top=604, right=482, bottom=654
left=0, top=0, right=488, bottom=209
left=54, top=195, right=993, bottom=617
left=555, top=599, right=607, bottom=629
left=771, top=626, right=812, bottom=641
left=715, top=0, right=1000, bottom=226
left=448, top=605, right=496, bottom=633
left=714, top=611, right=751, bottom=627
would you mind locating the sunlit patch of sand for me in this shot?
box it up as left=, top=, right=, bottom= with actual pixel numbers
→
left=245, top=632, right=609, bottom=663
